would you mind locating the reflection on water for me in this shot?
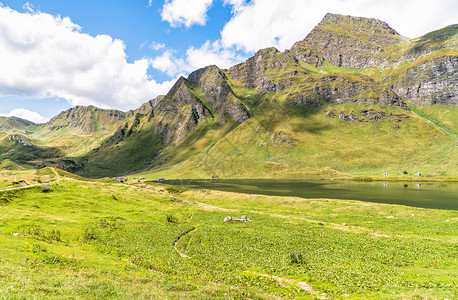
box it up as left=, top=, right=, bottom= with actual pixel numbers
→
left=149, top=179, right=458, bottom=210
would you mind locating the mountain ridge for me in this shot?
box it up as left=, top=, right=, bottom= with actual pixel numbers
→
left=2, top=13, right=457, bottom=177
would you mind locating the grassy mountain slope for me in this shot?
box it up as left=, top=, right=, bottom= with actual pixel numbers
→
left=0, top=116, right=37, bottom=134
left=142, top=101, right=456, bottom=179
left=31, top=106, right=134, bottom=157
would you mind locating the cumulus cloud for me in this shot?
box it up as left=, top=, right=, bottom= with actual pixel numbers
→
left=0, top=5, right=174, bottom=111
left=150, top=51, right=188, bottom=77
left=161, top=0, right=213, bottom=27
left=221, top=0, right=458, bottom=52
left=0, top=108, right=49, bottom=123
left=150, top=40, right=246, bottom=77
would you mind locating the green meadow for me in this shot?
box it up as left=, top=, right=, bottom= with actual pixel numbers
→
left=0, top=170, right=456, bottom=299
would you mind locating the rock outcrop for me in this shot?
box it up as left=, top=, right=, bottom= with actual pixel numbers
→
left=152, top=76, right=213, bottom=145
left=390, top=55, right=458, bottom=106
left=291, top=13, right=406, bottom=69
left=188, top=65, right=250, bottom=123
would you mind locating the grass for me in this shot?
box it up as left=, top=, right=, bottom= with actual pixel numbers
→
left=141, top=102, right=457, bottom=180
left=0, top=170, right=456, bottom=299
left=409, top=105, right=458, bottom=137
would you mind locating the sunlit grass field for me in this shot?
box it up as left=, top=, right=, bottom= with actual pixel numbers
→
left=1, top=171, right=456, bottom=299
left=141, top=103, right=457, bottom=180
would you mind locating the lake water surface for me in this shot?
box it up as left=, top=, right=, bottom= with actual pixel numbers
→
left=155, top=179, right=458, bottom=210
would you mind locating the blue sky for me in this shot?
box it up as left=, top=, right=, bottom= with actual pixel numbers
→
left=0, top=0, right=457, bottom=123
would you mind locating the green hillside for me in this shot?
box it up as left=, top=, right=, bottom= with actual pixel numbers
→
left=0, top=116, right=37, bottom=134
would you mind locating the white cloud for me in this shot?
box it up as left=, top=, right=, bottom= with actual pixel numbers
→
left=0, top=108, right=49, bottom=123
left=220, top=0, right=458, bottom=52
left=150, top=41, right=165, bottom=51
left=186, top=40, right=246, bottom=70
left=22, top=2, right=34, bottom=13
left=150, top=40, right=247, bottom=77
left=139, top=40, right=149, bottom=49
left=0, top=5, right=174, bottom=111
left=222, top=0, right=247, bottom=13
left=161, top=0, right=213, bottom=27
left=150, top=50, right=188, bottom=77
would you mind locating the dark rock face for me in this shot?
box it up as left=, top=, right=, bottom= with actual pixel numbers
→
left=149, top=66, right=253, bottom=145
left=361, top=110, right=386, bottom=121
left=285, top=75, right=407, bottom=108
left=391, top=55, right=458, bottom=106
left=329, top=109, right=409, bottom=123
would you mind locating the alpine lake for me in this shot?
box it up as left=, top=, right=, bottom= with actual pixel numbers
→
left=151, top=179, right=458, bottom=210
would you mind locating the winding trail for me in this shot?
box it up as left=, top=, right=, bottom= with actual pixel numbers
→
left=174, top=227, right=196, bottom=258
left=242, top=270, right=319, bottom=295
left=0, top=183, right=49, bottom=192
left=1, top=169, right=60, bottom=192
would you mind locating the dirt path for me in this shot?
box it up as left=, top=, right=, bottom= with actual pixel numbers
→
left=0, top=183, right=49, bottom=192
left=174, top=227, right=196, bottom=258
left=242, top=270, right=319, bottom=295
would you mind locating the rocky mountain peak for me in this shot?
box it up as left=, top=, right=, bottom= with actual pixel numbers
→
left=292, top=13, right=405, bottom=69
left=319, top=13, right=400, bottom=36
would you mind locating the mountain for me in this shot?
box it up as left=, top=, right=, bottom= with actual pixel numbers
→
left=0, top=116, right=37, bottom=133
left=42, top=105, right=133, bottom=136
left=2, top=13, right=457, bottom=177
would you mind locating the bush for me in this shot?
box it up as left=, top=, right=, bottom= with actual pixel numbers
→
left=41, top=185, right=52, bottom=193
left=167, top=214, right=179, bottom=223
left=23, top=227, right=61, bottom=243
left=290, top=252, right=305, bottom=264
left=82, top=228, right=98, bottom=242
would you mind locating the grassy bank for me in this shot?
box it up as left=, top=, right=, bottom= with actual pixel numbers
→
left=0, top=172, right=456, bottom=299
left=349, top=174, right=458, bottom=182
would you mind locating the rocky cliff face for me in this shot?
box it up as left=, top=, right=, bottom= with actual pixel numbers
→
left=228, top=47, right=301, bottom=92
left=187, top=65, right=250, bottom=123
left=151, top=76, right=213, bottom=145
left=291, top=13, right=406, bottom=69
left=387, top=25, right=458, bottom=106
left=227, top=13, right=456, bottom=109
left=285, top=74, right=406, bottom=108
left=391, top=55, right=458, bottom=106
left=134, top=96, right=164, bottom=115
